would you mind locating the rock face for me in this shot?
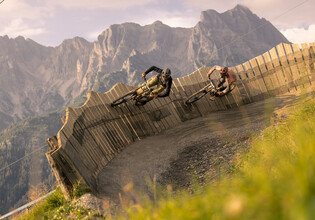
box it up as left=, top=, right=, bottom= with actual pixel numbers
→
left=0, top=5, right=289, bottom=130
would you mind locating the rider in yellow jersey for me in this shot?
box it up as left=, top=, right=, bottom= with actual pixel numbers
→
left=136, top=66, right=173, bottom=106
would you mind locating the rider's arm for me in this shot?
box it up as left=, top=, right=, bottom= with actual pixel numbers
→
left=158, top=77, right=173, bottom=97
left=143, top=66, right=163, bottom=77
left=207, top=65, right=221, bottom=78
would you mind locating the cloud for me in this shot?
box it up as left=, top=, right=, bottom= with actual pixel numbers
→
left=240, top=0, right=315, bottom=28
left=182, top=0, right=239, bottom=12
left=0, top=0, right=51, bottom=20
left=49, top=0, right=155, bottom=9
left=159, top=14, right=199, bottom=28
left=0, top=19, right=46, bottom=38
left=281, top=24, right=315, bottom=44
left=86, top=29, right=105, bottom=41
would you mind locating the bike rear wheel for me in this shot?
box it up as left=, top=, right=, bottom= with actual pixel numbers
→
left=185, top=89, right=208, bottom=105
left=111, top=90, right=136, bottom=107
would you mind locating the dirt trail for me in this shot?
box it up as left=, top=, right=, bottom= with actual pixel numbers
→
left=95, top=92, right=314, bottom=208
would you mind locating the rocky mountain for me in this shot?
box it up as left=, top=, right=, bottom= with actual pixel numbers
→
left=0, top=5, right=289, bottom=131
left=0, top=5, right=291, bottom=213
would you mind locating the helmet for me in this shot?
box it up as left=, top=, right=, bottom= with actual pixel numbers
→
left=162, top=68, right=171, bottom=77
left=220, top=67, right=228, bottom=75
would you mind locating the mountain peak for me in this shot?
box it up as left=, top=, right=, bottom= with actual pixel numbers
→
left=200, top=9, right=220, bottom=23
left=233, top=4, right=251, bottom=12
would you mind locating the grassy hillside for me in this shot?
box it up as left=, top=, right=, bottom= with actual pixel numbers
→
left=0, top=112, right=63, bottom=215
left=15, top=98, right=315, bottom=219
left=123, top=98, right=315, bottom=220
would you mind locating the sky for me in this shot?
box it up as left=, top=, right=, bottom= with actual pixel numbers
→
left=0, top=0, right=314, bottom=47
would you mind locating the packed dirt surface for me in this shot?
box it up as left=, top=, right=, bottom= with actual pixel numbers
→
left=94, top=91, right=314, bottom=211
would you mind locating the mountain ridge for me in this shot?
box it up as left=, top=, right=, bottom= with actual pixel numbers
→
left=0, top=5, right=291, bottom=214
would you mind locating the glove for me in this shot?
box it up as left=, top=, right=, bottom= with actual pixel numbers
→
left=217, top=91, right=223, bottom=96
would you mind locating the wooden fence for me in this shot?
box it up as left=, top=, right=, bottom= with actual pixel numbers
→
left=46, top=43, right=315, bottom=199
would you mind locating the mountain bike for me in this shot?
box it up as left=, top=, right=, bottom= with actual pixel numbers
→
left=111, top=77, right=153, bottom=107
left=184, top=78, right=217, bottom=105
left=185, top=78, right=236, bottom=105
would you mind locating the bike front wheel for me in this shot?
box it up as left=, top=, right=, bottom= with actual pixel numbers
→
left=111, top=90, right=136, bottom=107
left=185, top=89, right=208, bottom=105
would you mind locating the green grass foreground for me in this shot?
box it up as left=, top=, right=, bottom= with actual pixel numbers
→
left=16, top=98, right=315, bottom=219
left=15, top=184, right=100, bottom=220
left=123, top=98, right=315, bottom=220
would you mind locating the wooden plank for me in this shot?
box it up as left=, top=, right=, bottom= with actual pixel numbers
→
left=93, top=91, right=131, bottom=148
left=59, top=109, right=101, bottom=173
left=227, top=66, right=244, bottom=107
left=82, top=94, right=118, bottom=162
left=301, top=43, right=315, bottom=85
left=50, top=148, right=89, bottom=190
left=97, top=92, right=134, bottom=145
left=249, top=58, right=269, bottom=96
left=171, top=78, right=188, bottom=121
left=66, top=107, right=105, bottom=168
left=256, top=55, right=274, bottom=96
left=309, top=46, right=315, bottom=83
left=85, top=92, right=122, bottom=152
left=283, top=43, right=302, bottom=90
left=70, top=107, right=110, bottom=170
left=262, top=52, right=282, bottom=95
left=90, top=91, right=125, bottom=157
left=292, top=44, right=312, bottom=86
left=235, top=64, right=252, bottom=103
left=269, top=47, right=289, bottom=94
left=276, top=44, right=296, bottom=91
left=243, top=61, right=264, bottom=101
left=87, top=92, right=124, bottom=157
left=58, top=126, right=99, bottom=176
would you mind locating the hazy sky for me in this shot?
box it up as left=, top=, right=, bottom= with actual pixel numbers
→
left=0, top=0, right=314, bottom=47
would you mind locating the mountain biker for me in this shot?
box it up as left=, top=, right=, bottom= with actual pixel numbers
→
left=135, top=66, right=173, bottom=106
left=206, top=65, right=237, bottom=100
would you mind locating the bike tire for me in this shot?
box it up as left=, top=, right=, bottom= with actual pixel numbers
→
left=111, top=90, right=136, bottom=107
left=185, top=89, right=208, bottom=105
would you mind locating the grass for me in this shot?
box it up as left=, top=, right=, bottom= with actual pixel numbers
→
left=15, top=185, right=101, bottom=220
left=122, top=98, right=315, bottom=219
left=15, top=98, right=315, bottom=219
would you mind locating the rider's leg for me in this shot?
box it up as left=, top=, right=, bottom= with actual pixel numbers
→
left=215, top=81, right=229, bottom=96
left=217, top=78, right=224, bottom=88
left=137, top=85, right=165, bottom=106
left=151, top=85, right=165, bottom=97
left=136, top=75, right=159, bottom=95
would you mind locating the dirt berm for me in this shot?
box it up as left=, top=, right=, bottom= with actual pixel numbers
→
left=81, top=91, right=313, bottom=211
